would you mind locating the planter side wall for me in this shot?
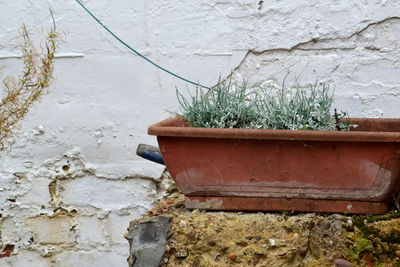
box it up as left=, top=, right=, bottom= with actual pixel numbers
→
left=159, top=136, right=400, bottom=201
left=153, top=117, right=400, bottom=214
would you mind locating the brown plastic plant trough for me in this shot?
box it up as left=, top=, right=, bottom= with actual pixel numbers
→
left=148, top=116, right=400, bottom=215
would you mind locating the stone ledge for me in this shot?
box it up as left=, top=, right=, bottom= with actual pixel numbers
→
left=127, top=193, right=400, bottom=267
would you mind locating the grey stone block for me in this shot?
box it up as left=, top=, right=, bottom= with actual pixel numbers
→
left=126, top=215, right=172, bottom=267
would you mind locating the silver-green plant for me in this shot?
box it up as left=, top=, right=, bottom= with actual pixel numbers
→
left=256, top=81, right=352, bottom=131
left=176, top=78, right=354, bottom=131
left=176, top=79, right=262, bottom=129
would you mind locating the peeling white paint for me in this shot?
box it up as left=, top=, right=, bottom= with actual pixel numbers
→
left=0, top=0, right=399, bottom=266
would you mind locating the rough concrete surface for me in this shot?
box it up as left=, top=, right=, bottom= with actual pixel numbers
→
left=0, top=0, right=399, bottom=266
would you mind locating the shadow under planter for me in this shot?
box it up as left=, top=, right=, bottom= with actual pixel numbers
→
left=148, top=117, right=400, bottom=215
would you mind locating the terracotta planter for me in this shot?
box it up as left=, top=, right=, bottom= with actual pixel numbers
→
left=148, top=117, right=400, bottom=214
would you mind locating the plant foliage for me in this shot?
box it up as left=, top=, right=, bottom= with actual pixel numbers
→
left=176, top=79, right=261, bottom=129
left=176, top=78, right=354, bottom=131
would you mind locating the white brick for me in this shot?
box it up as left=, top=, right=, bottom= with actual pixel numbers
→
left=25, top=215, right=76, bottom=245
left=54, top=251, right=127, bottom=267
left=19, top=177, right=51, bottom=205
left=0, top=250, right=52, bottom=267
left=1, top=217, right=32, bottom=247
left=60, top=176, right=156, bottom=210
left=1, top=217, right=17, bottom=244
left=77, top=216, right=105, bottom=243
left=106, top=214, right=133, bottom=243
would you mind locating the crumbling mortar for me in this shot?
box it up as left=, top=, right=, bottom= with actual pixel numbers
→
left=0, top=165, right=155, bottom=259
left=16, top=209, right=131, bottom=257
left=18, top=210, right=130, bottom=258
left=28, top=148, right=168, bottom=213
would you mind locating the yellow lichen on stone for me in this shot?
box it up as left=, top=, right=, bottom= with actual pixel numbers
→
left=139, top=192, right=400, bottom=266
left=163, top=211, right=346, bottom=267
left=370, top=218, right=400, bottom=236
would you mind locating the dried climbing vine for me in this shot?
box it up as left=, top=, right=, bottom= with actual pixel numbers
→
left=0, top=19, right=58, bottom=151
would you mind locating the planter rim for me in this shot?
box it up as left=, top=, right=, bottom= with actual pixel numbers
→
left=148, top=116, right=400, bottom=142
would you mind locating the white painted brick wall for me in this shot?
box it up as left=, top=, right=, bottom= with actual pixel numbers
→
left=0, top=0, right=399, bottom=266
left=60, top=175, right=157, bottom=210
left=54, top=251, right=127, bottom=267
left=26, top=215, right=76, bottom=245
left=106, top=214, right=134, bottom=244
left=1, top=250, right=52, bottom=267
left=76, top=216, right=105, bottom=244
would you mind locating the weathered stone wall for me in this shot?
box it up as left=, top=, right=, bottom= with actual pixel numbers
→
left=0, top=0, right=399, bottom=266
left=127, top=193, right=400, bottom=267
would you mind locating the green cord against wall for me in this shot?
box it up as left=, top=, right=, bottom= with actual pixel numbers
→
left=74, top=0, right=211, bottom=90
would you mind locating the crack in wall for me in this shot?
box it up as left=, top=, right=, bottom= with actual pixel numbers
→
left=230, top=16, right=400, bottom=75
